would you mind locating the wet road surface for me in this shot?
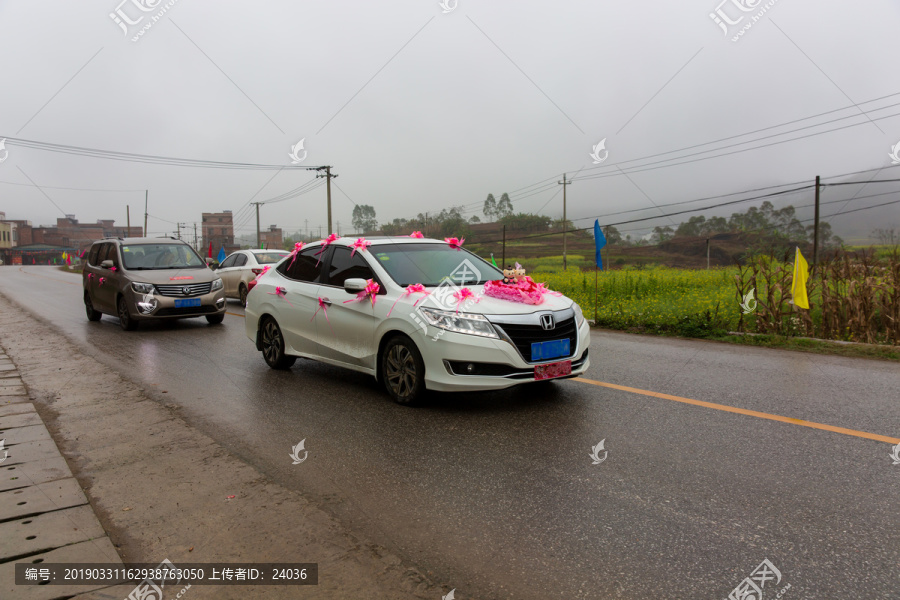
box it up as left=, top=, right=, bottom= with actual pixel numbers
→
left=1, top=266, right=898, bottom=599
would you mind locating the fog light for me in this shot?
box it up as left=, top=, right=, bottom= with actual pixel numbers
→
left=466, top=363, right=475, bottom=374
left=215, top=298, right=225, bottom=308
left=137, top=297, right=158, bottom=315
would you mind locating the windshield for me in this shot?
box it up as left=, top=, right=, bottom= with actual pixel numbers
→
left=370, top=243, right=503, bottom=287
left=254, top=251, right=289, bottom=264
left=122, top=244, right=206, bottom=270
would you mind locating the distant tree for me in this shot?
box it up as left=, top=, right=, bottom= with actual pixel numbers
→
left=352, top=205, right=378, bottom=234
left=469, top=215, right=481, bottom=224
left=499, top=213, right=551, bottom=232
left=381, top=218, right=409, bottom=236
left=651, top=225, right=674, bottom=243
left=605, top=225, right=622, bottom=245
left=675, top=216, right=707, bottom=237
left=807, top=222, right=843, bottom=249
left=872, top=226, right=899, bottom=246
left=701, top=216, right=729, bottom=235
left=496, top=193, right=514, bottom=219
left=483, top=194, right=497, bottom=222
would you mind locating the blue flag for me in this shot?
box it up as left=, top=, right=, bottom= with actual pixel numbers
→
left=594, top=220, right=607, bottom=270
left=217, top=246, right=227, bottom=263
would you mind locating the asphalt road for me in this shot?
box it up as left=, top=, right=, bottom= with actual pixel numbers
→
left=2, top=265, right=898, bottom=599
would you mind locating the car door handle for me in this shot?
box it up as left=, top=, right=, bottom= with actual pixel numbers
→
left=321, top=298, right=332, bottom=306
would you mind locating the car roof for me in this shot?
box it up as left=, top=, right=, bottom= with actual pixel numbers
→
left=101, top=237, right=188, bottom=245
left=249, top=248, right=289, bottom=253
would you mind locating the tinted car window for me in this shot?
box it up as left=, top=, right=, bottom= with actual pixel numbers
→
left=88, top=244, right=101, bottom=266
left=277, top=246, right=322, bottom=283
left=219, top=254, right=238, bottom=268
left=234, top=254, right=248, bottom=267
left=370, top=243, right=502, bottom=286
left=122, top=244, right=205, bottom=269
left=254, top=252, right=289, bottom=264
left=327, top=246, right=375, bottom=288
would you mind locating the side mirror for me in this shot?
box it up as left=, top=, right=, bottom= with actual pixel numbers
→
left=100, top=260, right=114, bottom=269
left=344, top=278, right=368, bottom=293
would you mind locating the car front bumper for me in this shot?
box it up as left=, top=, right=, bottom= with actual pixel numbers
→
left=419, top=318, right=591, bottom=392
left=125, top=288, right=226, bottom=320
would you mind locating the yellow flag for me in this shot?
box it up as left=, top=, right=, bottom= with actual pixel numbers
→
left=791, top=247, right=809, bottom=309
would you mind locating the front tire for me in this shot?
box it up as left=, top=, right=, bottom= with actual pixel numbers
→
left=117, top=296, right=138, bottom=331
left=206, top=314, right=225, bottom=325
left=84, top=292, right=102, bottom=322
left=239, top=284, right=248, bottom=308
left=260, top=318, right=296, bottom=370
left=381, top=335, right=426, bottom=405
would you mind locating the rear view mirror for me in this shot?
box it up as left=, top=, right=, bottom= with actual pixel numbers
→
left=100, top=260, right=114, bottom=269
left=344, top=278, right=368, bottom=293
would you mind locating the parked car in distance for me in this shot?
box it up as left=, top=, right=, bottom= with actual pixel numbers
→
left=216, top=249, right=290, bottom=307
left=83, top=237, right=226, bottom=331
left=245, top=237, right=590, bottom=405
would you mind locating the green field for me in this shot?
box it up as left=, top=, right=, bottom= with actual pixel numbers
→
left=531, top=266, right=739, bottom=337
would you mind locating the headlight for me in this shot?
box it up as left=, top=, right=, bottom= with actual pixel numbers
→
left=418, top=307, right=499, bottom=338
left=132, top=282, right=155, bottom=294
left=573, top=302, right=585, bottom=327
left=211, top=278, right=224, bottom=291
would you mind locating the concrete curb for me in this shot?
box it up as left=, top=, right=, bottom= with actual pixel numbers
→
left=0, top=349, right=124, bottom=600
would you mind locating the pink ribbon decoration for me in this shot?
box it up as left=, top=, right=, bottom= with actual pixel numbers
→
left=99, top=277, right=106, bottom=286
left=110, top=266, right=117, bottom=271
left=268, top=286, right=294, bottom=306
left=444, top=236, right=465, bottom=249
left=88, top=273, right=94, bottom=281
left=343, top=279, right=380, bottom=307
left=253, top=265, right=271, bottom=282
left=314, top=233, right=340, bottom=266
left=350, top=237, right=371, bottom=257
left=310, top=297, right=330, bottom=323
left=452, top=287, right=479, bottom=313
left=409, top=231, right=424, bottom=238
left=288, top=242, right=304, bottom=269
left=387, top=283, right=430, bottom=317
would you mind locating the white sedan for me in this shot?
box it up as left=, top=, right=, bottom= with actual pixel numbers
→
left=245, top=237, right=590, bottom=404
left=216, top=249, right=290, bottom=306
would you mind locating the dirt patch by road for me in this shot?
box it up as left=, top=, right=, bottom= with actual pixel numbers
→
left=0, top=294, right=444, bottom=599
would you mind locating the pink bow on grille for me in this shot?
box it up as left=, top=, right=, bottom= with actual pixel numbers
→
left=387, top=283, right=430, bottom=317
left=444, top=236, right=465, bottom=249
left=288, top=242, right=304, bottom=268
left=314, top=233, right=340, bottom=266
left=268, top=286, right=294, bottom=306
left=452, top=287, right=479, bottom=313
left=253, top=265, right=271, bottom=281
left=343, top=279, right=380, bottom=307
left=311, top=296, right=330, bottom=323
left=409, top=231, right=424, bottom=238
left=350, top=237, right=371, bottom=257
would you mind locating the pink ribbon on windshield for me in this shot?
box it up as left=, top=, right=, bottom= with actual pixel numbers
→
left=409, top=231, right=424, bottom=238
left=444, top=236, right=465, bottom=249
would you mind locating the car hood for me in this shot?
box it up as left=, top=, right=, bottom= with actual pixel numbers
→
left=423, top=283, right=574, bottom=315
left=125, top=268, right=219, bottom=285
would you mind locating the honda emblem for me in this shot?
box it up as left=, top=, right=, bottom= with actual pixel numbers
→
left=540, top=314, right=555, bottom=330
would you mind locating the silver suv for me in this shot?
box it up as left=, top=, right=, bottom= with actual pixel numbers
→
left=83, top=237, right=226, bottom=330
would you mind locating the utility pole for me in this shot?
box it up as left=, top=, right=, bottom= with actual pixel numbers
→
left=316, top=166, right=338, bottom=234
left=812, top=175, right=820, bottom=268
left=194, top=223, right=198, bottom=251
left=176, top=222, right=181, bottom=240
left=143, top=190, right=148, bottom=237
left=126, top=205, right=130, bottom=233
left=304, top=219, right=308, bottom=241
left=502, top=225, right=506, bottom=268
left=558, top=173, right=572, bottom=270
left=318, top=225, right=322, bottom=238
left=251, top=202, right=262, bottom=249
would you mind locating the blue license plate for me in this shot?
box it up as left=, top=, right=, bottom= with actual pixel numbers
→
left=174, top=298, right=202, bottom=308
left=531, top=339, right=570, bottom=361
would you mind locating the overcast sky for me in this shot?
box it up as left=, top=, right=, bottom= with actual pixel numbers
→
left=2, top=0, right=899, bottom=242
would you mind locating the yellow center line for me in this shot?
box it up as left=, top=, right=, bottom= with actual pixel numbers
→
left=574, top=377, right=900, bottom=445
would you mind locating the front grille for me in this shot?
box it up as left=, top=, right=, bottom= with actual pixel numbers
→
left=495, top=317, right=578, bottom=363
left=155, top=305, right=217, bottom=316
left=155, top=282, right=213, bottom=297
